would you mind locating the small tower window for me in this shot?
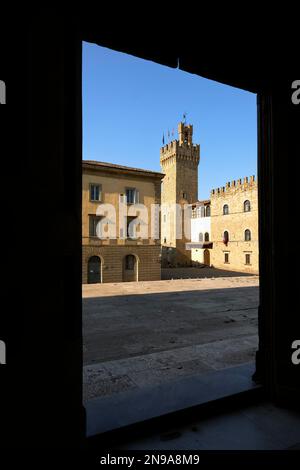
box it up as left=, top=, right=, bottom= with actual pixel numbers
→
left=206, top=205, right=211, bottom=217
left=244, top=200, right=251, bottom=212
left=223, top=204, right=229, bottom=215
left=245, top=229, right=251, bottom=241
left=224, top=252, right=230, bottom=264
left=205, top=232, right=209, bottom=242
left=223, top=231, right=229, bottom=245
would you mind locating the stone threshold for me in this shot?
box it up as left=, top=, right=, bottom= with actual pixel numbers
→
left=86, top=362, right=261, bottom=438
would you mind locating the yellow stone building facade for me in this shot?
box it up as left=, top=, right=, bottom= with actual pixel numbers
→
left=210, top=176, right=259, bottom=274
left=82, top=161, right=163, bottom=283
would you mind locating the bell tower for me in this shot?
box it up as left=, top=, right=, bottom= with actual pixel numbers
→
left=160, top=121, right=200, bottom=266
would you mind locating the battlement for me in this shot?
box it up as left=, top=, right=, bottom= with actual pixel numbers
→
left=211, top=175, right=257, bottom=196
left=160, top=139, right=200, bottom=166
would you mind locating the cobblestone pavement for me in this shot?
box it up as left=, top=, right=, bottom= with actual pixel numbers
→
left=83, top=272, right=259, bottom=402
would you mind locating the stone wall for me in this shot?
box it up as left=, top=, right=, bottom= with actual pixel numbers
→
left=210, top=176, right=259, bottom=274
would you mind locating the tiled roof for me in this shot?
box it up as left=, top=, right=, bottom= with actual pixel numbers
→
left=83, top=160, right=164, bottom=178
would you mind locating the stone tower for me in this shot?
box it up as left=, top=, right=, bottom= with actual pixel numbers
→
left=160, top=122, right=200, bottom=266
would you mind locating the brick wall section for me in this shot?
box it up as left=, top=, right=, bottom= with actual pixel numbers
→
left=82, top=244, right=161, bottom=283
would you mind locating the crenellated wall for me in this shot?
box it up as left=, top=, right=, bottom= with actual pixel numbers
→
left=211, top=175, right=256, bottom=197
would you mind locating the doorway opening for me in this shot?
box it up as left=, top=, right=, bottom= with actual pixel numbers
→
left=82, top=42, right=259, bottom=434
left=87, top=256, right=102, bottom=284
left=203, top=249, right=210, bottom=266
left=123, top=254, right=138, bottom=282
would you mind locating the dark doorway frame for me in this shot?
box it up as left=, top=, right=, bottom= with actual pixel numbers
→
left=2, top=13, right=298, bottom=448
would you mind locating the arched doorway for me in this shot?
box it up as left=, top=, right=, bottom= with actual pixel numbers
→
left=88, top=256, right=102, bottom=284
left=123, top=254, right=138, bottom=282
left=204, top=249, right=210, bottom=266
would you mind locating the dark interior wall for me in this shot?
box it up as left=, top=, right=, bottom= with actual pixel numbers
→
left=0, top=14, right=84, bottom=447
left=0, top=12, right=299, bottom=448
left=256, top=86, right=299, bottom=403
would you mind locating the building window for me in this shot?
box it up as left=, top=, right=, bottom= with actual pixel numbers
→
left=163, top=214, right=166, bottom=223
left=89, top=215, right=102, bottom=237
left=245, top=254, right=251, bottom=265
left=224, top=252, right=229, bottom=264
left=125, top=254, right=135, bottom=270
left=206, top=205, right=211, bottom=217
left=223, top=204, right=229, bottom=215
left=245, top=229, right=251, bottom=241
left=182, top=192, right=187, bottom=200
left=244, top=200, right=251, bottom=212
left=164, top=237, right=167, bottom=243
left=126, top=188, right=139, bottom=204
left=205, top=232, right=209, bottom=242
left=200, top=206, right=205, bottom=217
left=223, top=230, right=229, bottom=245
left=90, top=184, right=101, bottom=202
left=199, top=233, right=203, bottom=242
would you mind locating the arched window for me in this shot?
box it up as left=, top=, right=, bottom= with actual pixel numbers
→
left=206, top=205, right=211, bottom=217
left=244, top=200, right=251, bottom=212
left=200, top=206, right=205, bottom=217
left=205, top=232, right=209, bottom=242
left=199, top=232, right=204, bottom=242
left=223, top=204, right=229, bottom=215
left=223, top=231, right=229, bottom=245
left=245, top=229, right=251, bottom=241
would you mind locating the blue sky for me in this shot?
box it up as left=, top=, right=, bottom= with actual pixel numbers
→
left=82, top=42, right=257, bottom=200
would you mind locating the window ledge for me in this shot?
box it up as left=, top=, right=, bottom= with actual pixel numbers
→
left=86, top=362, right=261, bottom=439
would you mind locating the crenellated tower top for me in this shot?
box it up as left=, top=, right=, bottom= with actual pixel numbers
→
left=160, top=122, right=200, bottom=169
